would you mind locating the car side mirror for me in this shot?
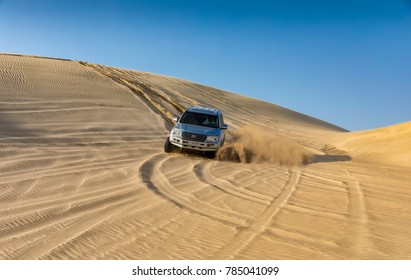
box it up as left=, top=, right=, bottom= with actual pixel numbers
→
left=221, top=124, right=228, bottom=130
left=173, top=115, right=179, bottom=122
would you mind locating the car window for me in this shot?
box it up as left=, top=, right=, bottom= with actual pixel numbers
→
left=180, top=112, right=219, bottom=128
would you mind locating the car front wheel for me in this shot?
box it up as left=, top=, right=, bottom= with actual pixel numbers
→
left=164, top=137, right=175, bottom=153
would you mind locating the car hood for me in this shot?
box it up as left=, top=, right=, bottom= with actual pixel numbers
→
left=175, top=123, right=220, bottom=135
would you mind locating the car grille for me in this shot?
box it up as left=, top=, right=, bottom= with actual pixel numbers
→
left=182, top=132, right=207, bottom=142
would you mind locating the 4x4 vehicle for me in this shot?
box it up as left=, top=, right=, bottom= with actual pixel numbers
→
left=164, top=106, right=228, bottom=158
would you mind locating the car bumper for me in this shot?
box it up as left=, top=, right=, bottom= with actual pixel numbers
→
left=170, top=137, right=219, bottom=152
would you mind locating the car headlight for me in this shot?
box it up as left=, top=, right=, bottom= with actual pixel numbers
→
left=171, top=129, right=182, bottom=137
left=206, top=136, right=219, bottom=142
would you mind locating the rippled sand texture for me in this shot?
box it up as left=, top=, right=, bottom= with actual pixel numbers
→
left=1, top=54, right=410, bottom=259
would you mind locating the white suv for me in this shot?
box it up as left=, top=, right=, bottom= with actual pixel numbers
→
left=164, top=106, right=228, bottom=158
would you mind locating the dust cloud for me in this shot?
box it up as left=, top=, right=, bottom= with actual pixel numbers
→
left=217, top=126, right=310, bottom=166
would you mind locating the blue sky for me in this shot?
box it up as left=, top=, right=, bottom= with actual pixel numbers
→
left=1, top=0, right=410, bottom=131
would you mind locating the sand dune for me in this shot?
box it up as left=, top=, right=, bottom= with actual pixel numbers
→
left=328, top=121, right=411, bottom=168
left=0, top=53, right=410, bottom=259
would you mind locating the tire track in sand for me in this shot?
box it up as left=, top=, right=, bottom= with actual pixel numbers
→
left=193, top=161, right=273, bottom=206
left=212, top=169, right=301, bottom=259
left=80, top=62, right=183, bottom=129
left=343, top=169, right=373, bottom=258
left=139, top=154, right=251, bottom=228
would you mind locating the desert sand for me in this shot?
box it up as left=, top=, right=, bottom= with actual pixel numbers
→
left=0, top=53, right=410, bottom=259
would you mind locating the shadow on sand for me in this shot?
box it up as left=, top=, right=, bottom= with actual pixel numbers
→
left=0, top=115, right=38, bottom=138
left=309, top=154, right=352, bottom=164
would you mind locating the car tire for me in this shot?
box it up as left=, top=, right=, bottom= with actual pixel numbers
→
left=164, top=137, right=174, bottom=153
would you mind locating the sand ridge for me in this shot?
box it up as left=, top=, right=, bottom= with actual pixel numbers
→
left=328, top=121, right=411, bottom=168
left=0, top=53, right=410, bottom=259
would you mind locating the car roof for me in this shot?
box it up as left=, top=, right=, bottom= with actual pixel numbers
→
left=186, top=106, right=220, bottom=116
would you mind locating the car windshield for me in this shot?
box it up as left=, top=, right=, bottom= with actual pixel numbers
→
left=180, top=112, right=219, bottom=128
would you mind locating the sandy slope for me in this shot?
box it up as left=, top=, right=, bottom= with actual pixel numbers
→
left=328, top=121, right=411, bottom=168
left=0, top=53, right=410, bottom=259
